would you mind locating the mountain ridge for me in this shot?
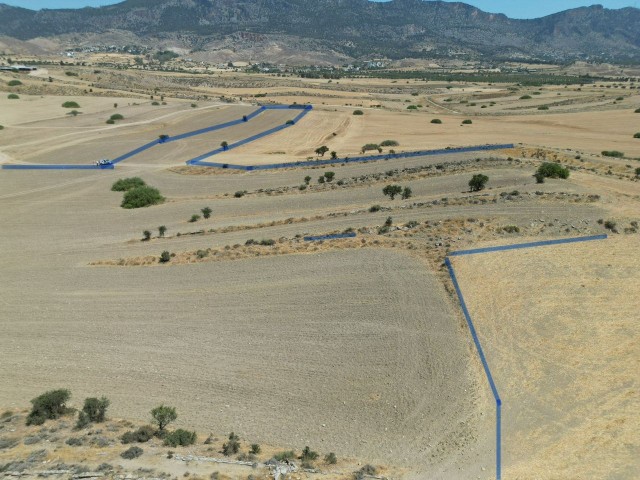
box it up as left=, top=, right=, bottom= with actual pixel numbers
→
left=0, top=0, right=638, bottom=63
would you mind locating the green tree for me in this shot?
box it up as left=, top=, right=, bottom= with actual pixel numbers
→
left=315, top=145, right=329, bottom=157
left=112, top=177, right=146, bottom=191
left=81, top=396, right=110, bottom=423
left=27, top=389, right=71, bottom=426
left=159, top=251, right=171, bottom=263
left=324, top=171, right=335, bottom=182
left=304, top=176, right=312, bottom=185
left=330, top=151, right=338, bottom=159
left=62, top=101, right=80, bottom=108
left=221, top=141, right=229, bottom=150
left=536, top=162, right=570, bottom=179
left=469, top=174, right=489, bottom=192
left=201, top=207, right=212, bottom=219
left=151, top=405, right=177, bottom=431
left=121, top=186, right=164, bottom=209
left=143, top=230, right=151, bottom=241
left=401, top=187, right=412, bottom=200
left=164, top=429, right=197, bottom=447
left=382, top=184, right=403, bottom=200
left=158, top=226, right=167, bottom=237
left=361, top=143, right=380, bottom=154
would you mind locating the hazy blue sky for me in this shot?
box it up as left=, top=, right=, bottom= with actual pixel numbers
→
left=2, top=0, right=637, bottom=19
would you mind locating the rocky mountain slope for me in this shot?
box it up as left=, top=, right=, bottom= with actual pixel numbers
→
left=0, top=0, right=638, bottom=63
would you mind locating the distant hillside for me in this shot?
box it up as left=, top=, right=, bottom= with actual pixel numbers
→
left=0, top=0, right=638, bottom=63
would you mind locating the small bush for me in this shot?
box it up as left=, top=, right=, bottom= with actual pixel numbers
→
left=65, top=71, right=78, bottom=77
left=502, top=225, right=520, bottom=234
left=7, top=80, right=22, bottom=86
left=286, top=120, right=294, bottom=125
left=324, top=452, right=337, bottom=464
left=66, top=437, right=83, bottom=447
left=324, top=171, right=335, bottom=182
left=0, top=125, right=4, bottom=130
left=300, top=446, right=319, bottom=461
left=273, top=451, right=296, bottom=461
left=537, top=162, right=570, bottom=179
left=164, top=429, right=197, bottom=447
left=110, top=114, right=124, bottom=121
left=27, top=389, right=71, bottom=426
left=201, top=207, right=212, bottom=219
left=461, top=119, right=473, bottom=124
left=151, top=101, right=160, bottom=106
left=635, top=108, right=640, bottom=113
left=604, top=220, right=617, bottom=232
left=250, top=444, right=261, bottom=454
left=222, top=432, right=240, bottom=456
left=191, top=103, right=197, bottom=108
left=380, top=140, right=399, bottom=147
left=634, top=133, right=640, bottom=139
left=538, top=106, right=549, bottom=110
left=635, top=167, right=640, bottom=177
left=519, top=95, right=531, bottom=99
left=67, top=110, right=81, bottom=116
left=401, top=186, right=412, bottom=200
left=62, top=101, right=80, bottom=108
left=189, top=214, right=200, bottom=223
left=369, top=204, right=381, bottom=212
left=234, top=191, right=246, bottom=198
left=106, top=119, right=115, bottom=124
left=120, top=446, right=143, bottom=460
left=159, top=251, right=171, bottom=263
left=353, top=110, right=364, bottom=115
left=79, top=396, right=109, bottom=424
left=121, top=186, right=164, bottom=209
left=121, top=425, right=155, bottom=444
left=112, top=177, right=146, bottom=191
left=7, top=94, right=19, bottom=99
left=602, top=150, right=624, bottom=158
left=431, top=118, right=442, bottom=124
left=361, top=143, right=380, bottom=154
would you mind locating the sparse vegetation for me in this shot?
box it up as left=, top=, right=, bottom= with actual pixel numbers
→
left=121, top=425, right=155, bottom=444
left=324, top=452, right=337, bottom=464
left=62, top=101, right=80, bottom=108
left=273, top=450, right=296, bottom=461
left=250, top=444, right=261, bottom=454
left=300, top=446, right=319, bottom=461
left=121, top=186, right=164, bottom=209
left=353, top=109, right=364, bottom=115
left=469, top=174, right=489, bottom=192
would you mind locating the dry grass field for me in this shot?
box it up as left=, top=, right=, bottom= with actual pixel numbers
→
left=1, top=64, right=639, bottom=479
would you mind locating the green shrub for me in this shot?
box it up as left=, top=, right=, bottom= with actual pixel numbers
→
left=538, top=106, right=549, bottom=110
left=67, top=110, right=81, bottom=116
left=81, top=397, right=109, bottom=423
left=401, top=186, right=412, bottom=200
left=635, top=167, right=640, bottom=177
left=234, top=191, right=246, bottom=198
left=536, top=162, right=570, bottom=179
left=352, top=110, right=364, bottom=115
left=502, top=225, right=520, bottom=233
left=151, top=101, right=160, bottom=106
left=469, top=174, right=489, bottom=192
left=222, top=432, right=240, bottom=456
left=111, top=177, right=146, bottom=191
left=324, top=171, right=335, bottom=182
left=519, top=95, right=531, bottom=99
left=201, top=207, right=212, bottom=219
left=0, top=125, right=4, bottom=130
left=431, top=118, right=442, bottom=124
left=65, top=71, right=78, bottom=77
left=66, top=437, right=83, bottom=446
left=273, top=450, right=296, bottom=461
left=7, top=80, right=22, bottom=86
left=164, top=429, right=197, bottom=447
left=7, top=94, right=19, bottom=99
left=380, top=140, right=399, bottom=147
left=361, top=143, right=380, bottom=153
left=191, top=103, right=197, bottom=108
left=635, top=108, right=640, bottom=113
left=26, top=389, right=71, bottom=426
left=120, top=446, right=143, bottom=460
left=286, top=120, right=294, bottom=125
left=106, top=119, right=115, bottom=124
left=110, top=114, right=124, bottom=121
left=159, top=251, right=171, bottom=263
left=189, top=214, right=200, bottom=223
left=407, top=105, right=418, bottom=110
left=369, top=204, right=381, bottom=212
left=62, top=101, right=80, bottom=108
left=121, top=425, right=155, bottom=444
left=633, top=133, right=640, bottom=139
left=601, top=150, right=624, bottom=158
left=121, top=186, right=164, bottom=209
left=300, top=446, right=319, bottom=461
left=382, top=184, right=403, bottom=200
left=250, top=444, right=261, bottom=454
left=324, top=452, right=337, bottom=464
left=462, top=119, right=473, bottom=124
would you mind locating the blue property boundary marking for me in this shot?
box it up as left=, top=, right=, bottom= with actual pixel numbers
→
left=190, top=142, right=514, bottom=170
left=0, top=105, right=305, bottom=170
left=445, top=234, right=607, bottom=480
left=304, top=232, right=357, bottom=242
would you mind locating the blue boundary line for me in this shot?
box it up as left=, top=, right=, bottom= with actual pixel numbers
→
left=1, top=105, right=305, bottom=170
left=445, top=234, right=607, bottom=480
left=303, top=232, right=357, bottom=242
left=190, top=142, right=513, bottom=170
